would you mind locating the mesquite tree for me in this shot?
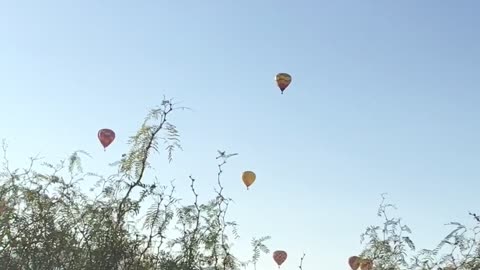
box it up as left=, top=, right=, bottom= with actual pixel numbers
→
left=0, top=98, right=271, bottom=270
left=1, top=97, right=478, bottom=270
left=357, top=194, right=480, bottom=270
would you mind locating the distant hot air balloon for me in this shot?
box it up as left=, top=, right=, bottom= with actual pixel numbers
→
left=360, top=259, right=373, bottom=270
left=275, top=73, right=292, bottom=94
left=348, top=256, right=360, bottom=270
left=273, top=250, right=287, bottom=268
left=98, top=128, right=116, bottom=151
left=242, top=171, right=256, bottom=190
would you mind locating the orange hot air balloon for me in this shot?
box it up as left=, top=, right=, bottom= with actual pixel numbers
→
left=273, top=250, right=287, bottom=268
left=360, top=259, right=373, bottom=270
left=275, top=73, right=292, bottom=94
left=242, top=171, right=256, bottom=190
left=348, top=256, right=360, bottom=270
left=98, top=128, right=116, bottom=151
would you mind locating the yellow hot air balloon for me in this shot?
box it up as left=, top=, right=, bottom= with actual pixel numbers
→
left=275, top=73, right=292, bottom=94
left=242, top=171, right=256, bottom=190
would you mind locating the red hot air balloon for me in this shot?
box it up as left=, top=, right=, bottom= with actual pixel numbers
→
left=273, top=250, right=287, bottom=268
left=348, top=256, right=360, bottom=270
left=98, top=128, right=116, bottom=151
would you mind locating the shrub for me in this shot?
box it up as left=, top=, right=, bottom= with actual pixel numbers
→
left=356, top=194, right=480, bottom=270
left=0, top=98, right=273, bottom=270
left=2, top=97, right=477, bottom=270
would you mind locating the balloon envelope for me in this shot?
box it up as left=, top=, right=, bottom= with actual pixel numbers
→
left=273, top=250, right=287, bottom=267
left=360, top=259, right=373, bottom=270
left=348, top=256, right=360, bottom=270
left=242, top=171, right=256, bottom=189
left=275, top=73, right=292, bottom=94
left=98, top=128, right=116, bottom=150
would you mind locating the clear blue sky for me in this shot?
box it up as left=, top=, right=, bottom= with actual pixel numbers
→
left=1, top=0, right=479, bottom=269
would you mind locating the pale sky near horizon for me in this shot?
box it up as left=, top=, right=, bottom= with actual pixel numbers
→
left=1, top=1, right=480, bottom=269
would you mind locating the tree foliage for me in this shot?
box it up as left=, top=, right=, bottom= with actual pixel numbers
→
left=357, top=194, right=480, bottom=270
left=1, top=97, right=478, bottom=270
left=0, top=98, right=272, bottom=270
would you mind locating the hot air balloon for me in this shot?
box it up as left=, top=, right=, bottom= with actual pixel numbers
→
left=242, top=171, right=256, bottom=190
left=275, top=73, right=292, bottom=94
left=98, top=128, right=116, bottom=151
left=348, top=256, right=360, bottom=270
left=273, top=250, right=287, bottom=268
left=360, top=259, right=373, bottom=270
